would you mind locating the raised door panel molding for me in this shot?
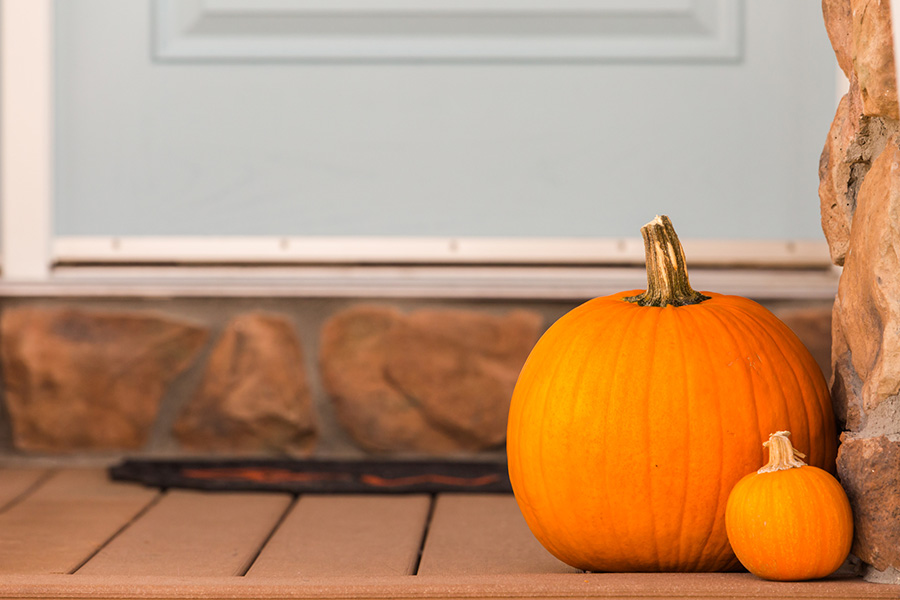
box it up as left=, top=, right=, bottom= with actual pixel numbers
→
left=202, top=0, right=698, bottom=13
left=153, top=0, right=742, bottom=61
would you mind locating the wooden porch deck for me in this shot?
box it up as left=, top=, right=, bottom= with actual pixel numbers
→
left=0, top=467, right=894, bottom=600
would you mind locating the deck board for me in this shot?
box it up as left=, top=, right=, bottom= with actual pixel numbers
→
left=0, top=468, right=51, bottom=512
left=77, top=489, right=293, bottom=577
left=0, top=469, right=158, bottom=574
left=247, top=494, right=431, bottom=578
left=416, top=493, right=576, bottom=576
left=0, top=468, right=894, bottom=599
left=0, top=572, right=894, bottom=599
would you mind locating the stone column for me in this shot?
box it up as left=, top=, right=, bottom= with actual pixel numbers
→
left=820, top=0, right=900, bottom=584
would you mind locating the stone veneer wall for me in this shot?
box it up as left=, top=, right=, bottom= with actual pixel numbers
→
left=820, top=0, right=900, bottom=584
left=0, top=298, right=542, bottom=459
left=0, top=297, right=832, bottom=461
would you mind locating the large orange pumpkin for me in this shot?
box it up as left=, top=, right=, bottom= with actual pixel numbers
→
left=506, top=216, right=838, bottom=572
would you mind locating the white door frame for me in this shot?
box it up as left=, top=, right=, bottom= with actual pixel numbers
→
left=0, top=0, right=54, bottom=281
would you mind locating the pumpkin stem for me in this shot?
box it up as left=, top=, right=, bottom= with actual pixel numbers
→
left=624, top=215, right=710, bottom=308
left=758, top=431, right=808, bottom=474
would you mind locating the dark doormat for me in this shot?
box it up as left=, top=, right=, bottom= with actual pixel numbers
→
left=109, top=458, right=513, bottom=494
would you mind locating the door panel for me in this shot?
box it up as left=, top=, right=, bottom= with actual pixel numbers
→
left=54, top=0, right=836, bottom=242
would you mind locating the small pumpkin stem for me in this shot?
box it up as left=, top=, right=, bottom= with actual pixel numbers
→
left=758, top=431, right=808, bottom=474
left=624, top=215, right=710, bottom=308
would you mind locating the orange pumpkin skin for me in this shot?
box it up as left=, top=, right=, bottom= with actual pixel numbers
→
left=725, top=459, right=852, bottom=580
left=506, top=291, right=838, bottom=572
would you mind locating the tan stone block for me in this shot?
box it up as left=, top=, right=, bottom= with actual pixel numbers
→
left=831, top=300, right=865, bottom=431
left=319, top=305, right=457, bottom=453
left=833, top=139, right=900, bottom=417
left=819, top=91, right=858, bottom=266
left=824, top=0, right=854, bottom=78
left=819, top=80, right=898, bottom=265
left=385, top=309, right=541, bottom=448
left=174, top=312, right=317, bottom=455
left=320, top=305, right=542, bottom=454
left=0, top=306, right=207, bottom=452
left=836, top=435, right=900, bottom=571
left=852, top=0, right=899, bottom=119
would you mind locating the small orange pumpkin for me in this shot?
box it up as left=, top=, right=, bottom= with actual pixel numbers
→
left=725, top=431, right=853, bottom=581
left=507, top=216, right=838, bottom=572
